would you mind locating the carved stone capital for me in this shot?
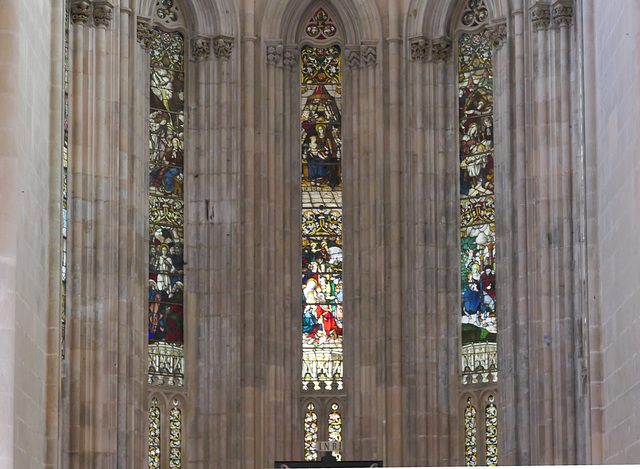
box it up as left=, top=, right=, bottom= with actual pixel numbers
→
left=136, top=18, right=156, bottom=50
left=344, top=47, right=360, bottom=69
left=192, top=37, right=211, bottom=61
left=283, top=47, right=298, bottom=69
left=361, top=45, right=377, bottom=66
left=213, top=36, right=234, bottom=60
left=431, top=37, right=452, bottom=62
left=531, top=3, right=551, bottom=31
left=409, top=37, right=430, bottom=62
left=70, top=0, right=92, bottom=25
left=489, top=23, right=507, bottom=50
left=552, top=0, right=574, bottom=27
left=93, top=1, right=114, bottom=28
left=266, top=43, right=282, bottom=66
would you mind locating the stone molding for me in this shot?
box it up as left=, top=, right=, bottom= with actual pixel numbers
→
left=489, top=23, right=507, bottom=50
left=136, top=18, right=156, bottom=50
left=70, top=0, right=92, bottom=25
left=192, top=37, right=211, bottom=61
left=409, top=37, right=430, bottom=62
left=552, top=0, right=574, bottom=27
left=213, top=36, right=234, bottom=60
left=531, top=2, right=551, bottom=31
left=93, top=1, right=114, bottom=28
left=431, top=37, right=452, bottom=62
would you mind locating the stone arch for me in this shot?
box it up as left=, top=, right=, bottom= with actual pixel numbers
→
left=404, top=0, right=509, bottom=39
left=137, top=0, right=238, bottom=38
left=262, top=0, right=382, bottom=45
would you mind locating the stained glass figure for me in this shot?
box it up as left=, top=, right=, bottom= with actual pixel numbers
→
left=61, top=0, right=70, bottom=360
left=328, top=402, right=342, bottom=461
left=149, top=29, right=185, bottom=387
left=459, top=31, right=497, bottom=385
left=485, top=395, right=497, bottom=466
left=170, top=399, right=182, bottom=468
left=301, top=45, right=343, bottom=392
left=464, top=397, right=477, bottom=466
left=149, top=398, right=161, bottom=469
left=304, top=403, right=319, bottom=461
left=305, top=8, right=336, bottom=40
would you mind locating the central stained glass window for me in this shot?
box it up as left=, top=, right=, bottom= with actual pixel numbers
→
left=300, top=44, right=343, bottom=392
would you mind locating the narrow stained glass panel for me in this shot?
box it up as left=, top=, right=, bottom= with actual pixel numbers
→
left=61, top=0, right=70, bottom=360
left=459, top=31, right=497, bottom=385
left=149, top=29, right=185, bottom=386
left=304, top=403, right=319, bottom=461
left=328, top=402, right=342, bottom=461
left=149, top=398, right=161, bottom=469
left=485, top=395, right=498, bottom=466
left=170, top=399, right=182, bottom=468
left=301, top=45, right=343, bottom=392
left=465, top=397, right=477, bottom=466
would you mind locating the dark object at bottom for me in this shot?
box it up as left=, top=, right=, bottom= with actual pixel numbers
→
left=275, top=453, right=382, bottom=468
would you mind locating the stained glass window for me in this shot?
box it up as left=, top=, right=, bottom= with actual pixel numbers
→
left=170, top=399, right=182, bottom=468
left=485, top=395, right=497, bottom=466
left=301, top=44, right=343, bottom=392
left=304, top=403, right=319, bottom=461
left=305, top=8, right=336, bottom=40
left=328, top=402, right=342, bottom=461
left=149, top=398, right=161, bottom=469
left=458, top=30, right=497, bottom=385
left=61, top=0, right=70, bottom=359
left=464, top=397, right=477, bottom=466
left=148, top=28, right=185, bottom=387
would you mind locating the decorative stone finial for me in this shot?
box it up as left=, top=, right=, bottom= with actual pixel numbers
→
left=409, top=37, right=429, bottom=61
left=213, top=36, right=234, bottom=60
left=70, top=0, right=92, bottom=25
left=431, top=37, right=452, bottom=62
left=531, top=3, right=551, bottom=31
left=552, top=0, right=574, bottom=27
left=93, top=1, right=114, bottom=28
left=192, top=37, right=211, bottom=61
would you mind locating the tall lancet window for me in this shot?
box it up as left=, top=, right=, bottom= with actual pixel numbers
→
left=300, top=7, right=343, bottom=462
left=457, top=0, right=498, bottom=466
left=148, top=26, right=185, bottom=387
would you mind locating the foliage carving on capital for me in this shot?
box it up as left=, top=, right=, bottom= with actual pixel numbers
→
left=192, top=37, right=211, bottom=61
left=531, top=3, right=551, bottom=31
left=489, top=24, right=507, bottom=50
left=136, top=18, right=156, bottom=50
left=431, top=37, right=452, bottom=62
left=266, top=43, right=283, bottom=66
left=552, top=0, right=574, bottom=27
left=409, top=37, right=430, bottom=62
left=283, top=47, right=298, bottom=69
left=93, top=1, right=114, bottom=28
left=344, top=47, right=360, bottom=69
left=213, top=36, right=234, bottom=60
left=71, top=1, right=92, bottom=25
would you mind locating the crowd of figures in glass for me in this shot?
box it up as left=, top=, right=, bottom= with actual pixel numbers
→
left=459, top=31, right=497, bottom=384
left=148, top=29, right=185, bottom=386
left=301, top=43, right=344, bottom=391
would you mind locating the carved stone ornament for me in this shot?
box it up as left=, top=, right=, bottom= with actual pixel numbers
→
left=431, top=37, right=452, bottom=62
left=410, top=37, right=430, bottom=61
left=531, top=3, right=551, bottom=31
left=283, top=47, right=297, bottom=68
left=361, top=45, right=377, bottom=65
left=191, top=37, right=211, bottom=61
left=93, top=1, right=114, bottom=28
left=136, top=19, right=156, bottom=50
left=213, top=36, right=234, bottom=60
left=70, top=0, right=92, bottom=25
left=489, top=23, right=507, bottom=50
left=552, top=1, right=574, bottom=27
left=344, top=48, right=360, bottom=69
left=266, top=44, right=282, bottom=65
